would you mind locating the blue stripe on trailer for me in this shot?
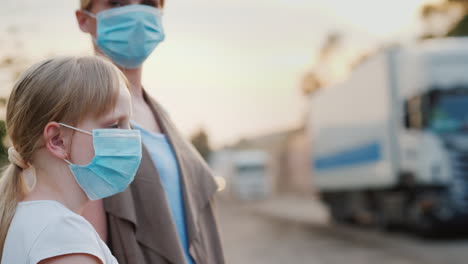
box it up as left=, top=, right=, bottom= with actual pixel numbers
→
left=313, top=141, right=382, bottom=171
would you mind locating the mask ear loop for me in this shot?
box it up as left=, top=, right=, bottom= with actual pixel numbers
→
left=58, top=123, right=93, bottom=165
left=64, top=158, right=73, bottom=166
left=80, top=10, right=99, bottom=46
left=63, top=149, right=76, bottom=166
left=82, top=9, right=97, bottom=19
left=58, top=123, right=93, bottom=136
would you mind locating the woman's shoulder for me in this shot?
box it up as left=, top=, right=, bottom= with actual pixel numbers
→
left=4, top=200, right=110, bottom=264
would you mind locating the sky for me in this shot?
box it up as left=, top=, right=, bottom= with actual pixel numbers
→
left=0, top=0, right=438, bottom=147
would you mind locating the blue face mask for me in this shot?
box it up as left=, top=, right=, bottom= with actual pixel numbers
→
left=59, top=123, right=142, bottom=200
left=84, top=5, right=165, bottom=69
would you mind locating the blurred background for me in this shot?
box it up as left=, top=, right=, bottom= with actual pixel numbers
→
left=4, top=0, right=468, bottom=263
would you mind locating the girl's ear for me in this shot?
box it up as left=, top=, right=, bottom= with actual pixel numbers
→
left=43, top=122, right=69, bottom=160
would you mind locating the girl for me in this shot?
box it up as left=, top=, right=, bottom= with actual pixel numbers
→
left=0, top=56, right=141, bottom=264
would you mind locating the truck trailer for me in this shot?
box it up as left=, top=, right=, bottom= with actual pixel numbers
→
left=308, top=38, right=468, bottom=233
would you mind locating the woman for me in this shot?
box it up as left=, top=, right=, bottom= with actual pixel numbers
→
left=0, top=56, right=140, bottom=263
left=75, top=1, right=225, bottom=264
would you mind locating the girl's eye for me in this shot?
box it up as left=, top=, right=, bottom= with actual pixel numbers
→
left=109, top=123, right=119, bottom=129
left=141, top=0, right=158, bottom=7
left=108, top=0, right=126, bottom=7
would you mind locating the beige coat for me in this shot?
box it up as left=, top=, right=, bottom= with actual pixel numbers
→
left=103, top=91, right=225, bottom=264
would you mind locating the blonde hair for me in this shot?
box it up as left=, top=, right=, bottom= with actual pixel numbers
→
left=80, top=0, right=92, bottom=10
left=80, top=0, right=165, bottom=10
left=0, top=56, right=126, bottom=256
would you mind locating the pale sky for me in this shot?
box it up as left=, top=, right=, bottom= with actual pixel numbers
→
left=0, top=0, right=437, bottom=146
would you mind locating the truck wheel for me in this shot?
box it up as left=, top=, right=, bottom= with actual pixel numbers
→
left=407, top=201, right=439, bottom=238
left=375, top=208, right=393, bottom=231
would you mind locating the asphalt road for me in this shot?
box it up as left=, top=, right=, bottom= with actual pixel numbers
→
left=217, top=200, right=468, bottom=264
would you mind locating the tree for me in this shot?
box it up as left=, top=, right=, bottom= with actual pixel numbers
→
left=0, top=121, right=8, bottom=166
left=301, top=32, right=343, bottom=96
left=301, top=71, right=322, bottom=95
left=0, top=25, right=28, bottom=166
left=420, top=0, right=468, bottom=38
left=190, top=128, right=212, bottom=161
left=317, top=32, right=342, bottom=64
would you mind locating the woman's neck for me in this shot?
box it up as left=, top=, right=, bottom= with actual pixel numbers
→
left=120, top=67, right=144, bottom=99
left=93, top=48, right=145, bottom=99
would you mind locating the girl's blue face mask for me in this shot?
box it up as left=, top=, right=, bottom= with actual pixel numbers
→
left=60, top=123, right=142, bottom=200
left=83, top=5, right=165, bottom=69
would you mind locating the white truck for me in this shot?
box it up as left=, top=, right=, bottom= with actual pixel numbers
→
left=210, top=150, right=270, bottom=200
left=308, top=38, right=468, bottom=233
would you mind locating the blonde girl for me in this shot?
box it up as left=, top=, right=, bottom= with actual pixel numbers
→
left=0, top=56, right=142, bottom=264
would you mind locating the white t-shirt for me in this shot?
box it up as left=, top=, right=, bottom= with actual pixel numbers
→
left=1, top=200, right=118, bottom=264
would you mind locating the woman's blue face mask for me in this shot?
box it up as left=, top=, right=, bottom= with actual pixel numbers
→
left=84, top=4, right=165, bottom=69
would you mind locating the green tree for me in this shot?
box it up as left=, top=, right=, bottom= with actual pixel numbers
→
left=0, top=120, right=9, bottom=166
left=420, top=0, right=468, bottom=38
left=190, top=128, right=212, bottom=161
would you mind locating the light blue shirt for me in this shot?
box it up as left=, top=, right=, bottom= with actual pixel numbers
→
left=132, top=122, right=195, bottom=264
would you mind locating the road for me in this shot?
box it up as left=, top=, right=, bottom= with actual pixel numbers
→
left=217, top=200, right=468, bottom=264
